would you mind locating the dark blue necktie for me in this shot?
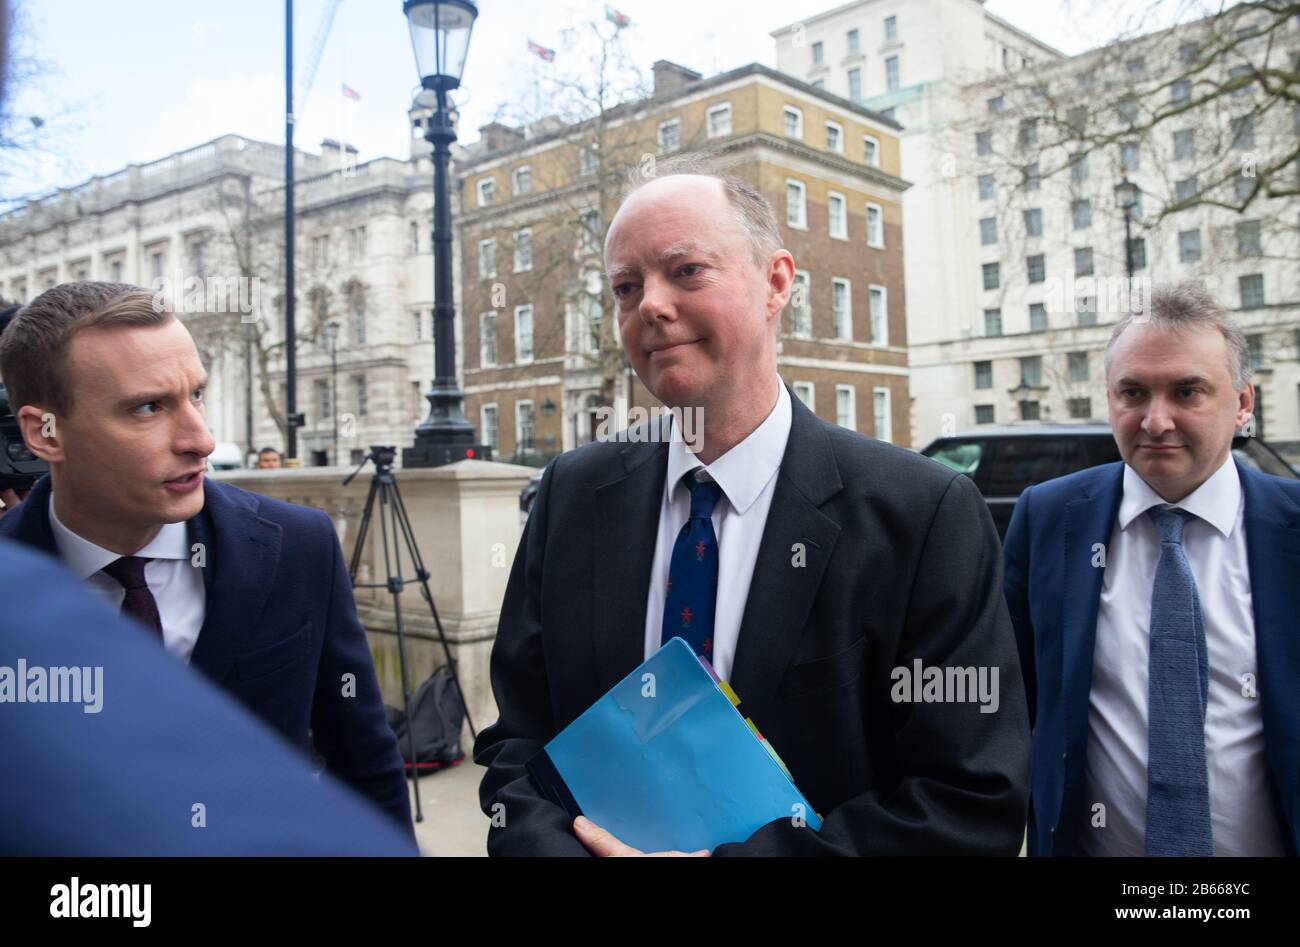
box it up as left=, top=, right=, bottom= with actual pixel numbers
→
left=661, top=474, right=724, bottom=661
left=1145, top=506, right=1214, bottom=857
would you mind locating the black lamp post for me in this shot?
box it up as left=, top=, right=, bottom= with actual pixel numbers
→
left=324, top=318, right=341, bottom=466
left=1114, top=174, right=1139, bottom=281
left=402, top=0, right=490, bottom=466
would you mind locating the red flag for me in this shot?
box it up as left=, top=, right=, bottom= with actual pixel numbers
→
left=341, top=83, right=361, bottom=101
left=527, top=39, right=555, bottom=63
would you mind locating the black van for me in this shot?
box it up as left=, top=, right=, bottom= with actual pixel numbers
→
left=920, top=424, right=1297, bottom=539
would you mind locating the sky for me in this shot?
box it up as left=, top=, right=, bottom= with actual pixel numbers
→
left=3, top=0, right=1211, bottom=202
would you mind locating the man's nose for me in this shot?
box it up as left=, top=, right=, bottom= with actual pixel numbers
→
left=175, top=400, right=215, bottom=458
left=638, top=273, right=678, bottom=325
left=1141, top=395, right=1176, bottom=437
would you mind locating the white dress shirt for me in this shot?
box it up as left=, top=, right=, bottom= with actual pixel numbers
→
left=1080, top=457, right=1284, bottom=856
left=642, top=382, right=791, bottom=682
left=49, top=492, right=206, bottom=664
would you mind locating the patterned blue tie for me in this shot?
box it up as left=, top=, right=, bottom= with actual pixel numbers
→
left=661, top=474, right=724, bottom=662
left=1145, top=507, right=1214, bottom=857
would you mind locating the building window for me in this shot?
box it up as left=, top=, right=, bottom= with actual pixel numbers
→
left=1070, top=152, right=1089, bottom=183
left=1018, top=118, right=1037, bottom=149
left=1127, top=237, right=1147, bottom=270
left=1175, top=176, right=1199, bottom=203
left=315, top=379, right=330, bottom=419
left=847, top=28, right=860, bottom=55
left=1178, top=228, right=1202, bottom=263
left=977, top=174, right=996, bottom=200
left=515, top=400, right=535, bottom=453
left=831, top=278, right=852, bottom=340
left=793, top=382, right=815, bottom=411
left=514, top=304, right=534, bottom=364
left=987, top=95, right=1004, bottom=113
left=984, top=308, right=1003, bottom=337
left=1120, top=141, right=1141, bottom=173
left=885, top=55, right=900, bottom=92
left=1074, top=246, right=1094, bottom=277
left=864, top=135, right=880, bottom=167
left=480, top=312, right=497, bottom=366
left=514, top=228, right=533, bottom=272
left=1230, top=64, right=1252, bottom=97
left=979, top=216, right=998, bottom=245
left=1027, top=254, right=1046, bottom=283
left=1117, top=96, right=1139, bottom=124
left=783, top=106, right=803, bottom=139
left=1237, top=220, right=1261, bottom=256
left=982, top=262, right=1000, bottom=290
left=974, top=361, right=992, bottom=389
left=884, top=15, right=898, bottom=43
left=353, top=375, right=368, bottom=417
left=1068, top=397, right=1092, bottom=419
left=1019, top=400, right=1040, bottom=421
left=706, top=103, right=732, bottom=138
left=1247, top=334, right=1264, bottom=372
left=110, top=260, right=124, bottom=282
left=1024, top=208, right=1043, bottom=238
left=868, top=285, right=887, bottom=345
left=1068, top=351, right=1089, bottom=382
left=789, top=270, right=811, bottom=337
left=812, top=41, right=824, bottom=66
left=576, top=209, right=601, bottom=258
left=1071, top=199, right=1091, bottom=230
left=828, top=191, right=848, bottom=239
left=786, top=179, right=807, bottom=229
left=578, top=142, right=599, bottom=175
left=811, top=79, right=825, bottom=90
left=410, top=221, right=420, bottom=254
left=1066, top=105, right=1087, bottom=130
left=150, top=251, right=165, bottom=280
left=352, top=293, right=366, bottom=345
left=1029, top=302, right=1048, bottom=332
left=476, top=178, right=495, bottom=207
left=512, top=165, right=532, bottom=196
left=1239, top=273, right=1265, bottom=309
left=873, top=388, right=892, bottom=442
left=657, top=118, right=681, bottom=153
left=825, top=121, right=844, bottom=154
left=1231, top=115, right=1254, bottom=149
left=479, top=238, right=497, bottom=279
left=847, top=68, right=862, bottom=101
left=975, top=404, right=995, bottom=425
left=976, top=130, right=992, bottom=157
left=1234, top=173, right=1255, bottom=202
left=1173, top=129, right=1196, bottom=160
left=836, top=385, right=856, bottom=430
left=413, top=310, right=423, bottom=342
left=1171, top=79, right=1191, bottom=104
left=865, top=203, right=884, bottom=248
left=1023, top=162, right=1041, bottom=190
left=481, top=404, right=499, bottom=451
left=1179, top=42, right=1199, bottom=62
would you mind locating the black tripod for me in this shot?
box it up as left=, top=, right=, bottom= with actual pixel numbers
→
left=343, top=445, right=477, bottom=823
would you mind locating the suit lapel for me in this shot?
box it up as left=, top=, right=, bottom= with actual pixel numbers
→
left=1061, top=463, right=1124, bottom=761
left=0, top=474, right=59, bottom=556
left=592, top=424, right=670, bottom=693
left=729, top=391, right=842, bottom=724
left=187, top=480, right=283, bottom=685
left=1239, top=462, right=1300, bottom=848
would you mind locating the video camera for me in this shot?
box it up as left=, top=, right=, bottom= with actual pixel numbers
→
left=0, top=304, right=49, bottom=492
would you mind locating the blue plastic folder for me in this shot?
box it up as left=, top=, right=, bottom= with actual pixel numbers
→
left=527, top=637, right=822, bottom=852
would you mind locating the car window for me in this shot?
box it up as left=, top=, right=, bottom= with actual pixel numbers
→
left=925, top=441, right=984, bottom=477
left=984, top=438, right=1072, bottom=495
left=1084, top=436, right=1122, bottom=467
left=1234, top=438, right=1298, bottom=479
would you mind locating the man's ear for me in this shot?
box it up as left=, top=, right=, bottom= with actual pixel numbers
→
left=16, top=403, right=65, bottom=463
left=765, top=249, right=796, bottom=316
left=1237, top=382, right=1256, bottom=429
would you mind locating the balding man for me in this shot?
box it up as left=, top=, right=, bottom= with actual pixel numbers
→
left=475, top=157, right=1030, bottom=856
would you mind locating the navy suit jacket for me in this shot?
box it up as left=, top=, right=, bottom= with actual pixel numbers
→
left=0, top=474, right=412, bottom=833
left=0, top=536, right=418, bottom=856
left=1004, top=459, right=1300, bottom=856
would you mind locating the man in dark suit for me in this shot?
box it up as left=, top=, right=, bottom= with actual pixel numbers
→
left=0, top=537, right=418, bottom=856
left=475, top=160, right=1030, bottom=856
left=0, top=282, right=411, bottom=832
left=1005, top=282, right=1297, bottom=856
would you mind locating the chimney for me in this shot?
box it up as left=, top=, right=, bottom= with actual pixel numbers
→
left=653, top=60, right=702, bottom=98
left=477, top=122, right=525, bottom=154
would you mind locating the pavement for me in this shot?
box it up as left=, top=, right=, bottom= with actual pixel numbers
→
left=406, top=758, right=490, bottom=857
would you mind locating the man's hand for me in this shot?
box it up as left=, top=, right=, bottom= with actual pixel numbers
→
left=573, top=816, right=710, bottom=857
left=0, top=487, right=27, bottom=519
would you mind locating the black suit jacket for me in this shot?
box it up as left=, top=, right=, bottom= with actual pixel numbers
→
left=0, top=474, right=413, bottom=834
left=475, top=386, right=1030, bottom=855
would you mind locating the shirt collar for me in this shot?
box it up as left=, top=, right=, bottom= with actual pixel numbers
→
left=665, top=381, right=792, bottom=515
left=1117, top=455, right=1240, bottom=538
left=48, top=490, right=192, bottom=580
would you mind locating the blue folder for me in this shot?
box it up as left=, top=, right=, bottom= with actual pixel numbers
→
left=527, top=637, right=822, bottom=852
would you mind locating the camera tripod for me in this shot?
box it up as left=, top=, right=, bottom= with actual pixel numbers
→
left=343, top=445, right=476, bottom=824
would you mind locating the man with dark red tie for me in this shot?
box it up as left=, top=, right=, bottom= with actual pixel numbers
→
left=0, top=282, right=411, bottom=833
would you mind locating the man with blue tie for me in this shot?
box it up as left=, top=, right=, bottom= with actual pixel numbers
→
left=0, top=282, right=411, bottom=833
left=476, top=157, right=1030, bottom=856
left=1005, top=281, right=1298, bottom=857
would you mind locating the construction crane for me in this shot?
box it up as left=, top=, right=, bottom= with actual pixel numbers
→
left=296, top=0, right=344, bottom=122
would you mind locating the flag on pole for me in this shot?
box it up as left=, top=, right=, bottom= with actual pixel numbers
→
left=341, top=83, right=361, bottom=101
left=605, top=6, right=631, bottom=28
left=527, top=39, right=556, bottom=63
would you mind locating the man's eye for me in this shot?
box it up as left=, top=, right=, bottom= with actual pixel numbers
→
left=1177, top=387, right=1200, bottom=398
left=133, top=402, right=161, bottom=417
left=192, top=387, right=206, bottom=402
left=613, top=283, right=636, bottom=298
left=677, top=264, right=702, bottom=278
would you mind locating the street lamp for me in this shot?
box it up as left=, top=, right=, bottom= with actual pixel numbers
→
left=402, top=0, right=490, bottom=466
left=324, top=319, right=341, bottom=466
left=1114, top=173, right=1139, bottom=281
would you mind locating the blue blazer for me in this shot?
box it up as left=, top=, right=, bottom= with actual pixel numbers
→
left=0, top=474, right=412, bottom=833
left=0, top=536, right=417, bottom=856
left=1004, top=459, right=1300, bottom=856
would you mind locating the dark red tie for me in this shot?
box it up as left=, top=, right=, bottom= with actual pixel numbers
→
left=102, top=556, right=163, bottom=639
